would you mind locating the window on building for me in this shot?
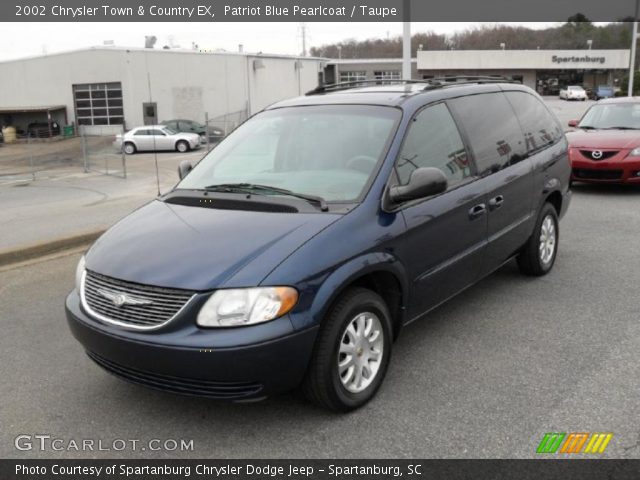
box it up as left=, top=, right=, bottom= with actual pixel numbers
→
left=73, top=82, right=124, bottom=126
left=448, top=93, right=527, bottom=174
left=339, top=71, right=367, bottom=83
left=374, top=70, right=401, bottom=82
left=395, top=103, right=471, bottom=188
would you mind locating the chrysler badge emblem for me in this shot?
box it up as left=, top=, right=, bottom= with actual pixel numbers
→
left=96, top=288, right=152, bottom=307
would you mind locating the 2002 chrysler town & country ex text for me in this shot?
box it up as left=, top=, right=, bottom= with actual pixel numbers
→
left=66, top=79, right=571, bottom=411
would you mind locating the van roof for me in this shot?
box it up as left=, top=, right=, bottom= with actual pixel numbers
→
left=268, top=77, right=526, bottom=109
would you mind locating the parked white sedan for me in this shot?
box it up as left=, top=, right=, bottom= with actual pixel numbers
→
left=559, top=85, right=587, bottom=101
left=115, top=126, right=200, bottom=154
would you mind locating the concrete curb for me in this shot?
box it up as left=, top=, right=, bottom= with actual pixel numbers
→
left=0, top=230, right=104, bottom=267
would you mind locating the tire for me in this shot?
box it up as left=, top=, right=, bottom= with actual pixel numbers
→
left=303, top=287, right=393, bottom=412
left=176, top=140, right=189, bottom=153
left=123, top=142, right=136, bottom=155
left=517, top=203, right=559, bottom=276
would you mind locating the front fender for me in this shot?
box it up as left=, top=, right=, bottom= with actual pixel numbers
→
left=288, top=251, right=409, bottom=332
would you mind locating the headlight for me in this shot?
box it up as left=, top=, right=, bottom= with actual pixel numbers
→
left=197, top=287, right=298, bottom=327
left=629, top=147, right=640, bottom=156
left=75, top=255, right=86, bottom=292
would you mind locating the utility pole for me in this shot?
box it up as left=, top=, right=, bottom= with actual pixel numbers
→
left=629, top=0, right=639, bottom=96
left=299, top=23, right=307, bottom=57
left=402, top=0, right=411, bottom=80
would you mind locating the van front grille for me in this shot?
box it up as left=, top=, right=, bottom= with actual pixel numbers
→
left=82, top=270, right=195, bottom=329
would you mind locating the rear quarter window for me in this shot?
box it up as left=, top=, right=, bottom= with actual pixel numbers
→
left=504, top=91, right=563, bottom=154
left=448, top=92, right=527, bottom=175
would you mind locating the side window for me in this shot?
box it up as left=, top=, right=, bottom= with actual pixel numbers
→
left=504, top=91, right=563, bottom=154
left=134, top=129, right=149, bottom=136
left=396, top=103, right=471, bottom=187
left=149, top=129, right=166, bottom=136
left=449, top=93, right=527, bottom=175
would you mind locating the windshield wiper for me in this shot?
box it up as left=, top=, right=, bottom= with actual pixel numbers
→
left=602, top=126, right=640, bottom=130
left=578, top=125, right=595, bottom=129
left=203, top=183, right=329, bottom=211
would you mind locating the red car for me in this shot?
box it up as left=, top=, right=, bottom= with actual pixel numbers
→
left=567, top=97, right=640, bottom=184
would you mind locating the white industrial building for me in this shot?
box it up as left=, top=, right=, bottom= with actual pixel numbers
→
left=0, top=47, right=325, bottom=135
left=327, top=49, right=631, bottom=95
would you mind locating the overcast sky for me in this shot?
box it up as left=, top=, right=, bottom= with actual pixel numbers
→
left=0, top=22, right=587, bottom=61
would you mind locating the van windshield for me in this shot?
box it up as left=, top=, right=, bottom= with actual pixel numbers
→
left=177, top=105, right=400, bottom=202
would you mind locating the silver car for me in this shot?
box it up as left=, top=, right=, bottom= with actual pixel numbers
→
left=115, top=126, right=200, bottom=154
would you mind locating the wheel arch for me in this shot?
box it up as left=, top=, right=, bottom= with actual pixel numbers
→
left=309, top=252, right=409, bottom=340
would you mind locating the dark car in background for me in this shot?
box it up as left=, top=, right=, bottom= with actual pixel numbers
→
left=161, top=119, right=225, bottom=143
left=66, top=79, right=571, bottom=411
left=587, top=85, right=615, bottom=101
left=27, top=121, right=60, bottom=138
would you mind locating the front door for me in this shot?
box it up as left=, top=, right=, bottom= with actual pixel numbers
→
left=394, top=102, right=488, bottom=320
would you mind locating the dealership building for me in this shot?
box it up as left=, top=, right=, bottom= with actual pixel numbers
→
left=326, top=49, right=631, bottom=94
left=0, top=47, right=325, bottom=134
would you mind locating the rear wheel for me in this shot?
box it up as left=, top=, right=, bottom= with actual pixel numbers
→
left=303, top=287, right=392, bottom=412
left=123, top=142, right=136, bottom=155
left=517, top=203, right=559, bottom=276
left=176, top=140, right=189, bottom=153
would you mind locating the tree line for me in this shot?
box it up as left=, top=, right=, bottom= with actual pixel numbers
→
left=309, top=19, right=635, bottom=58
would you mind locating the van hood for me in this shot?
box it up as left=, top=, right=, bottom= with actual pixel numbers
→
left=85, top=200, right=341, bottom=291
left=566, top=129, right=640, bottom=149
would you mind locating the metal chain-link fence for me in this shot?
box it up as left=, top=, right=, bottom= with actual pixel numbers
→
left=202, top=109, right=248, bottom=152
left=0, top=126, right=83, bottom=182
left=0, top=108, right=248, bottom=183
left=80, top=125, right=127, bottom=178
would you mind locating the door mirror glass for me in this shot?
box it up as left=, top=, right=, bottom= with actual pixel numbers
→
left=178, top=160, right=193, bottom=180
left=568, top=120, right=578, bottom=127
left=389, top=167, right=448, bottom=203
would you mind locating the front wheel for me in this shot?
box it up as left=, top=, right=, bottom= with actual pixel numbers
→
left=176, top=140, right=189, bottom=153
left=517, top=203, right=559, bottom=276
left=303, top=287, right=392, bottom=412
left=123, top=142, right=136, bottom=155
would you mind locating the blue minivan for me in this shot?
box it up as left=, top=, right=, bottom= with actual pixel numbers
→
left=66, top=79, right=571, bottom=411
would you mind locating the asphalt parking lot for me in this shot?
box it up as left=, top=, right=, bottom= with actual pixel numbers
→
left=1, top=185, right=639, bottom=459
left=1, top=97, right=639, bottom=459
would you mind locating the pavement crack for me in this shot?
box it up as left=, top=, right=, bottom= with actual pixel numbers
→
left=621, top=432, right=640, bottom=453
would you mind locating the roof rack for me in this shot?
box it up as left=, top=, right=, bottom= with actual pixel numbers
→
left=422, top=75, right=519, bottom=90
left=306, top=79, right=425, bottom=95
left=305, top=75, right=519, bottom=96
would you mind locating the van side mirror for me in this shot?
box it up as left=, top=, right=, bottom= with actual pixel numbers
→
left=178, top=160, right=193, bottom=180
left=389, top=167, right=448, bottom=204
left=568, top=120, right=579, bottom=128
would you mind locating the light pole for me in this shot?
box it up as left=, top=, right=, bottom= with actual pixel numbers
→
left=629, top=0, right=639, bottom=96
left=402, top=0, right=411, bottom=80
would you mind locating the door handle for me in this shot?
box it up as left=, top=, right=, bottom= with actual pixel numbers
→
left=489, top=195, right=504, bottom=211
left=468, top=203, right=487, bottom=220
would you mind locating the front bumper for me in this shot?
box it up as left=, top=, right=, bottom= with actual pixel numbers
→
left=571, top=158, right=640, bottom=184
left=65, top=290, right=318, bottom=401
